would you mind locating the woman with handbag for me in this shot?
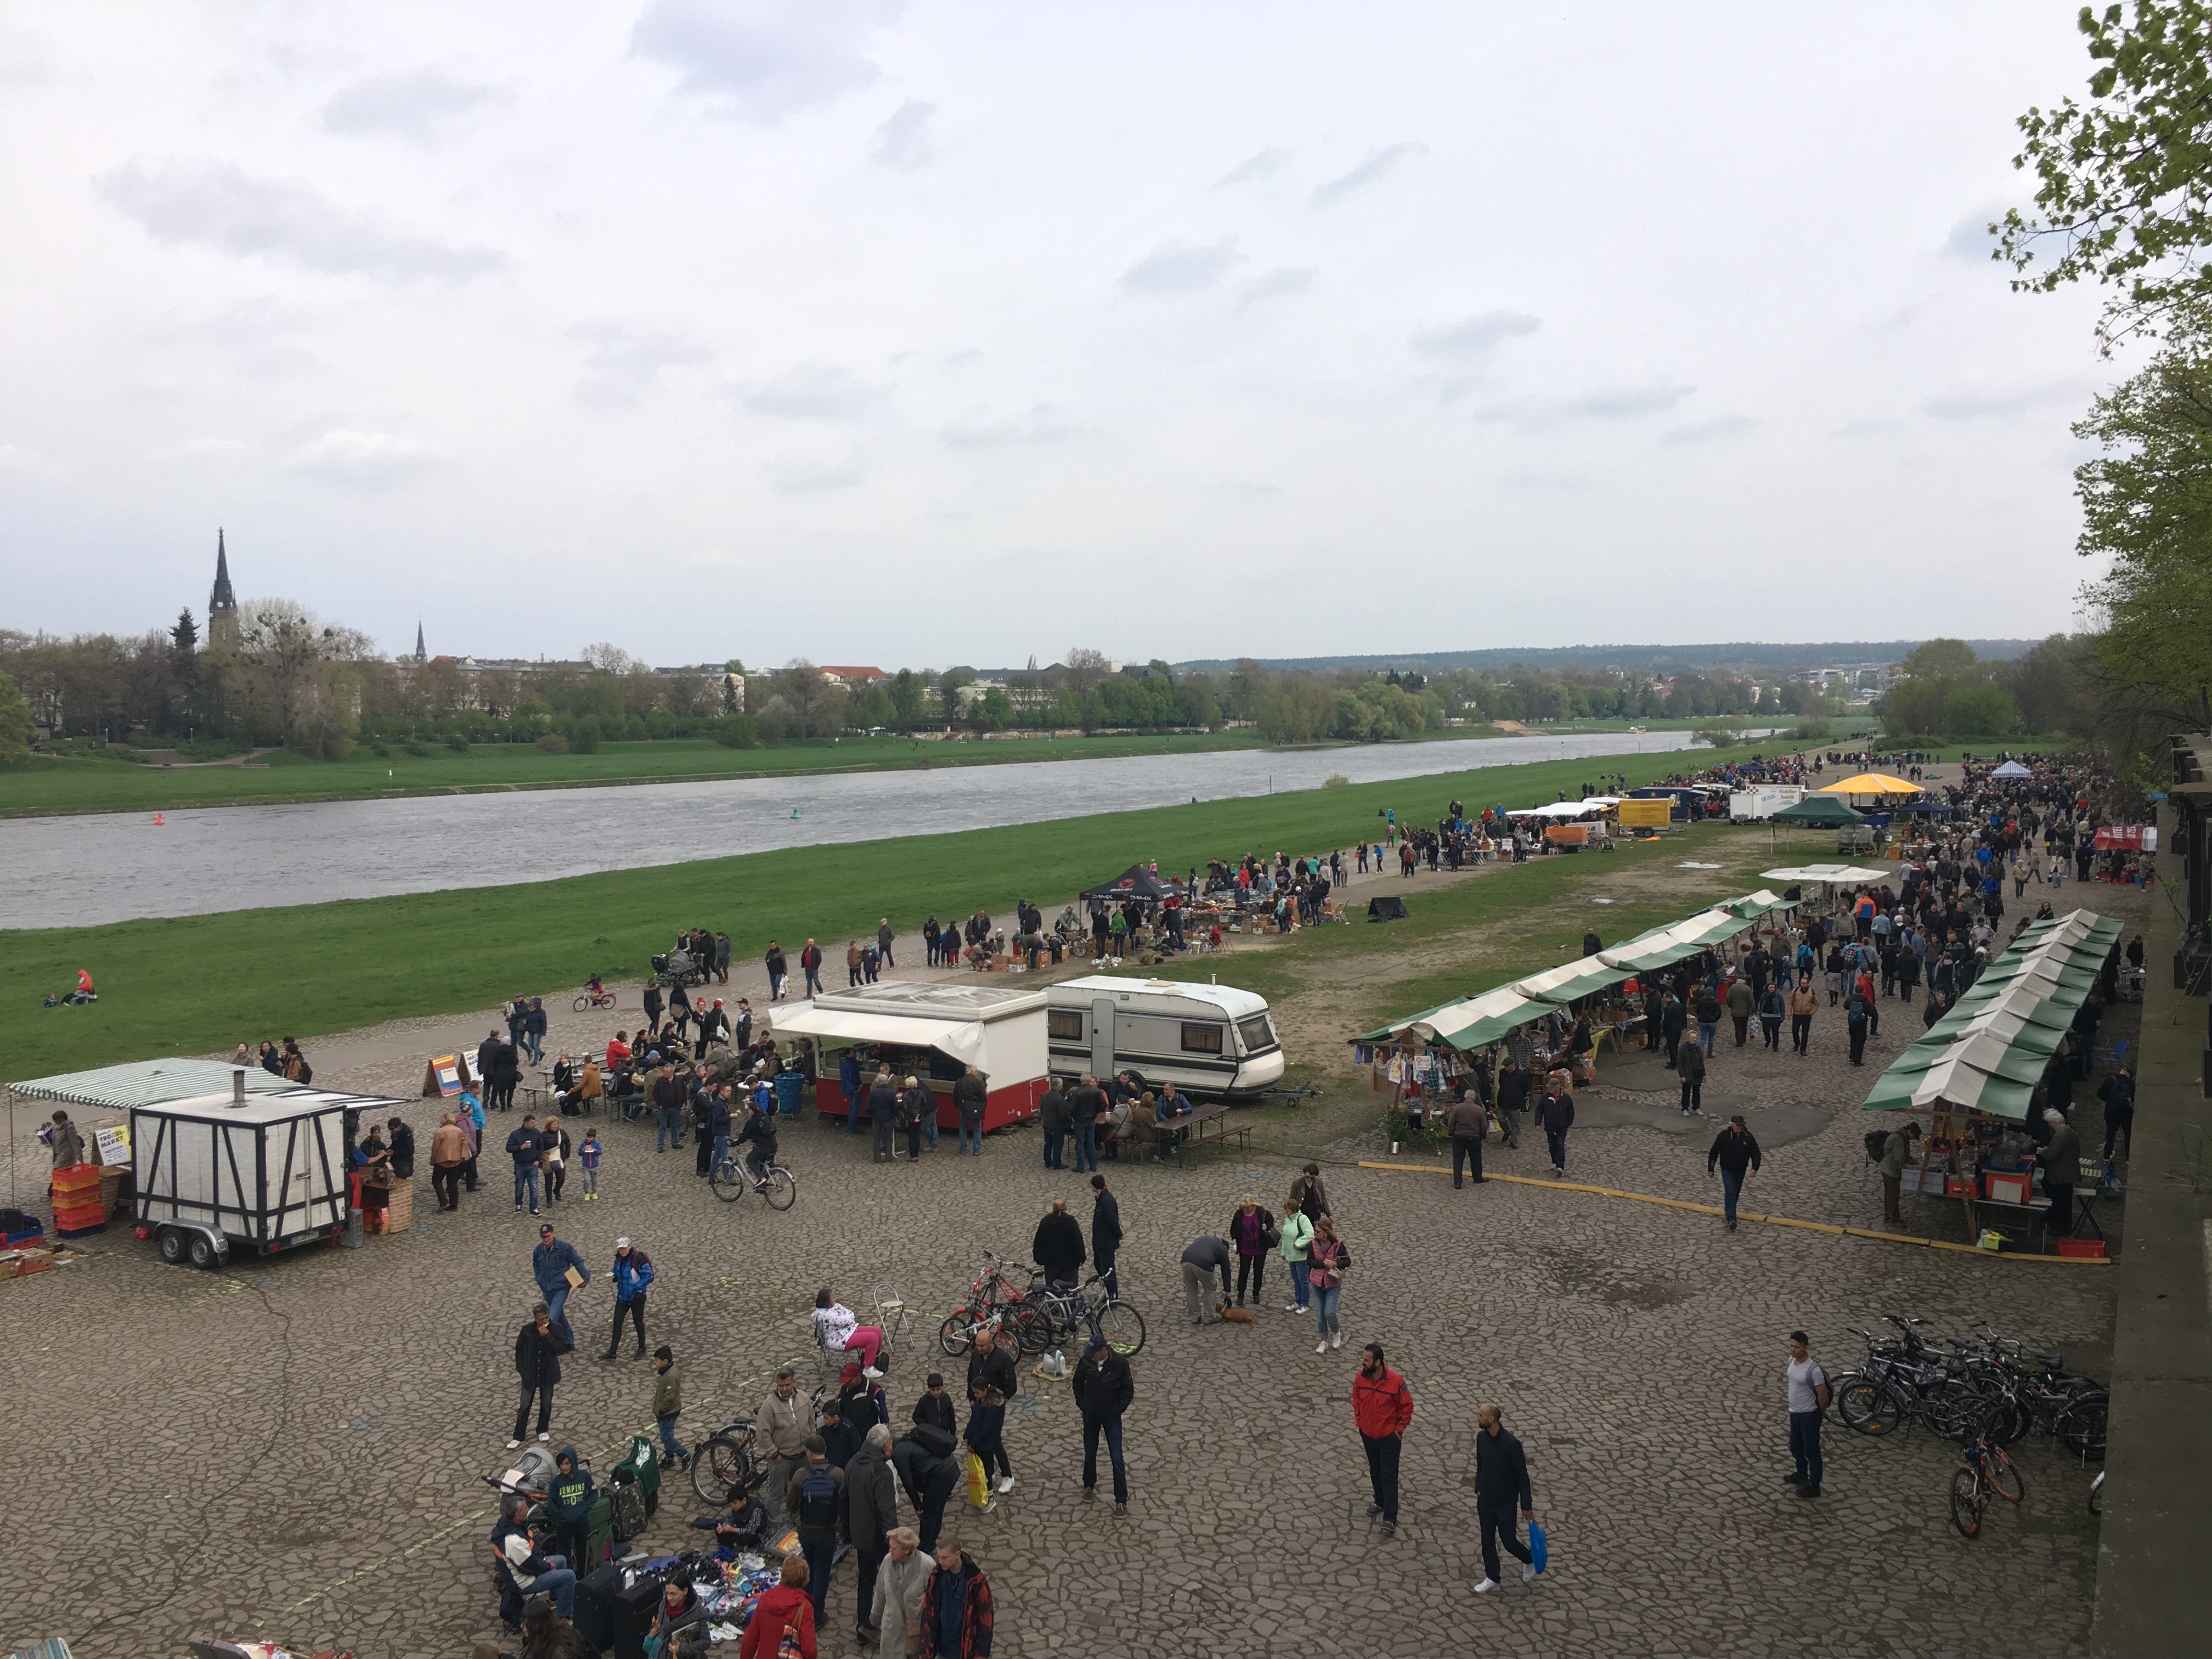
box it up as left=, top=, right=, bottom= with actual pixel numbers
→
left=740, top=1553, right=818, bottom=1658
left=1227, top=1194, right=1276, bottom=1308
left=1308, top=1216, right=1350, bottom=1353
left=1278, top=1195, right=1315, bottom=1316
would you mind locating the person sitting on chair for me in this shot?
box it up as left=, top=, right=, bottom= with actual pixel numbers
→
left=814, top=1288, right=887, bottom=1370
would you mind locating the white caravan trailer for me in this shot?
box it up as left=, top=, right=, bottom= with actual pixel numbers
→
left=1729, top=786, right=1806, bottom=821
left=1045, top=975, right=1285, bottom=1099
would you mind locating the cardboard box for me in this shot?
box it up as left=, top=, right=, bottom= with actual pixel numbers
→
left=1984, top=1170, right=2033, bottom=1205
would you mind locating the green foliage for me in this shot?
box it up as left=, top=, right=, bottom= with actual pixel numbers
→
left=1788, top=717, right=1834, bottom=742
left=0, top=671, right=32, bottom=764
left=1695, top=722, right=1747, bottom=747
left=1999, top=0, right=2212, bottom=345
left=444, top=734, right=470, bottom=753
left=535, top=732, right=567, bottom=755
left=1944, top=682, right=2020, bottom=737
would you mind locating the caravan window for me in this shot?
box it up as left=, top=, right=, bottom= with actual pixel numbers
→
left=1180, top=1022, right=1224, bottom=1054
left=1047, top=1010, right=1084, bottom=1042
left=1237, top=1015, right=1277, bottom=1052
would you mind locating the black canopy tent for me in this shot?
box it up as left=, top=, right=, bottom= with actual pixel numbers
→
left=1080, top=865, right=1189, bottom=904
left=1368, top=895, right=1409, bottom=922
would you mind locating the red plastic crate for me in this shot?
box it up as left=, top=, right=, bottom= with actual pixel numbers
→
left=2056, top=1239, right=2106, bottom=1259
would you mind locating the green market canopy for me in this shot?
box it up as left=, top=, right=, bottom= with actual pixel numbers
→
left=1770, top=795, right=1865, bottom=826
left=1859, top=909, right=2123, bottom=1120
left=1356, top=891, right=1802, bottom=1052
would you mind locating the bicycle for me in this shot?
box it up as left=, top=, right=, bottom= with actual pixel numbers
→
left=1004, top=1273, right=1146, bottom=1358
left=689, top=1409, right=764, bottom=1504
left=937, top=1252, right=1042, bottom=1357
left=1949, top=1412, right=2026, bottom=1538
left=1832, top=1319, right=1986, bottom=1441
left=573, top=981, right=618, bottom=1013
left=709, top=1152, right=797, bottom=1210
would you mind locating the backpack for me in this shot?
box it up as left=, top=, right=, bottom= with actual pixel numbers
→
left=1864, top=1130, right=1890, bottom=1165
left=798, top=1464, right=840, bottom=1529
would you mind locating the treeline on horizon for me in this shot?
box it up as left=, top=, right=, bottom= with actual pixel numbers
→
left=0, top=613, right=1856, bottom=765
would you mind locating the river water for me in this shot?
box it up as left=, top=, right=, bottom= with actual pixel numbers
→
left=1, top=729, right=1730, bottom=929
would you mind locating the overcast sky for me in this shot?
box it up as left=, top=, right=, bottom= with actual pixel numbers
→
left=0, top=2, right=2113, bottom=667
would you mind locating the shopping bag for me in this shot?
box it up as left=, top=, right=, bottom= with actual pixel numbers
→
left=964, top=1451, right=990, bottom=1509
left=1529, top=1521, right=1548, bottom=1575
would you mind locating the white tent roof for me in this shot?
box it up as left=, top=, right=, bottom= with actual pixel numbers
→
left=1991, top=759, right=2032, bottom=778
left=1505, top=798, right=1620, bottom=820
left=1760, top=864, right=1892, bottom=885
left=770, top=1003, right=991, bottom=1066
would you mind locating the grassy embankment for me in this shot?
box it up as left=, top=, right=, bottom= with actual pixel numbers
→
left=0, top=730, right=1285, bottom=819
left=0, top=746, right=1798, bottom=1080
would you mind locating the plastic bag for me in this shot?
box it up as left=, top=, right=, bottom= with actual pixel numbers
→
left=964, top=1451, right=990, bottom=1508
left=1530, top=1521, right=1548, bottom=1575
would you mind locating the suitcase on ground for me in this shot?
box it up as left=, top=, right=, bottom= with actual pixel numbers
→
left=573, top=1562, right=627, bottom=1655
left=608, top=1573, right=669, bottom=1659
left=584, top=1491, right=616, bottom=1566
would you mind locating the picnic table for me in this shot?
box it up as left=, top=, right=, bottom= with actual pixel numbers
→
left=1154, top=1099, right=1252, bottom=1164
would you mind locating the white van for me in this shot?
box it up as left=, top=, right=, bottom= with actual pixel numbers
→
left=1045, top=975, right=1285, bottom=1099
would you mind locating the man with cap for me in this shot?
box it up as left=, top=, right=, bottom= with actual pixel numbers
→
left=2038, top=1107, right=2082, bottom=1244
left=1878, top=1121, right=1921, bottom=1226
left=1073, top=1332, right=1134, bottom=1513
left=1705, top=1115, right=1762, bottom=1231
left=531, top=1224, right=591, bottom=1346
left=602, top=1237, right=655, bottom=1361
left=786, top=1433, right=846, bottom=1629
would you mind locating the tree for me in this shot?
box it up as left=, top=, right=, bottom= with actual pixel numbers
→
left=1224, top=658, right=1269, bottom=723
left=224, top=600, right=378, bottom=757
left=1062, top=647, right=1110, bottom=701
left=1999, top=1, right=2212, bottom=347
left=170, top=610, right=199, bottom=655
left=888, top=668, right=926, bottom=728
left=0, top=669, right=31, bottom=761
left=774, top=661, right=847, bottom=741
left=1946, top=684, right=2021, bottom=737
left=937, top=668, right=973, bottom=724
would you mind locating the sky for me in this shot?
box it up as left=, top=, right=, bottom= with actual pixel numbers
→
left=0, top=2, right=2119, bottom=668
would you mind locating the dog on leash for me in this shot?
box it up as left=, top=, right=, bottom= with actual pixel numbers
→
left=1215, top=1296, right=1256, bottom=1324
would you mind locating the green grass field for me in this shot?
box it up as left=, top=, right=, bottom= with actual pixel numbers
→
left=0, top=744, right=1786, bottom=1080
left=0, top=730, right=1281, bottom=819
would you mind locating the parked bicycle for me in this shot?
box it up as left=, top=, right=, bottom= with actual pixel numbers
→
left=689, top=1409, right=764, bottom=1504
left=1832, top=1318, right=1987, bottom=1441
left=1002, top=1272, right=1146, bottom=1358
left=937, top=1252, right=1042, bottom=1357
left=1949, top=1408, right=2026, bottom=1538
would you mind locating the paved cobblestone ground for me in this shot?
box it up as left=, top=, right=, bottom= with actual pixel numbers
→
left=2, top=834, right=2138, bottom=1659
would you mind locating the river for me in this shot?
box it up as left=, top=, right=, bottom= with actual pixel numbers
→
left=0, top=729, right=1736, bottom=928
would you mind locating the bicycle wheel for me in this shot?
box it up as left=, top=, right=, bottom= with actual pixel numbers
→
left=692, top=1430, right=757, bottom=1504
left=1001, top=1302, right=1051, bottom=1356
left=761, top=1167, right=797, bottom=1210
left=573, top=996, right=589, bottom=1013
left=938, top=1311, right=979, bottom=1357
left=1835, top=1374, right=1903, bottom=1437
left=1985, top=1448, right=2025, bottom=1503
left=2056, top=1392, right=2108, bottom=1462
left=709, top=1161, right=742, bottom=1203
left=1949, top=1466, right=1984, bottom=1538
left=1094, top=1300, right=1146, bottom=1358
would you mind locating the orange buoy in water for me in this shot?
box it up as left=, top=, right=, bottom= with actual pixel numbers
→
left=154, top=812, right=165, bottom=826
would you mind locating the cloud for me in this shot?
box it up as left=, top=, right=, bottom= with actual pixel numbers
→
left=1311, top=142, right=1426, bottom=206
left=572, top=322, right=713, bottom=407
left=100, top=157, right=504, bottom=281
left=1944, top=207, right=2004, bottom=262
left=872, top=99, right=935, bottom=170
left=943, top=404, right=1074, bottom=449
left=1410, top=310, right=1542, bottom=359
left=1476, top=382, right=1694, bottom=427
left=324, top=69, right=499, bottom=139
left=1239, top=266, right=1317, bottom=309
left=772, top=458, right=866, bottom=493
left=0, top=442, right=62, bottom=476
left=1215, top=148, right=1287, bottom=188
left=288, top=428, right=438, bottom=484
left=0, top=26, right=54, bottom=88
left=1119, top=238, right=1242, bottom=295
left=631, top=0, right=899, bottom=122
left=1662, top=413, right=1757, bottom=444
left=1832, top=414, right=1901, bottom=438
left=1920, top=381, right=2080, bottom=419
left=740, top=361, right=887, bottom=419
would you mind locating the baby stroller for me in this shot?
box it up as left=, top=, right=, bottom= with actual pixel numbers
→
left=651, top=949, right=707, bottom=989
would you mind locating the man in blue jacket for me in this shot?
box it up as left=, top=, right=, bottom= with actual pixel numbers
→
left=532, top=1223, right=591, bottom=1346
left=601, top=1236, right=655, bottom=1362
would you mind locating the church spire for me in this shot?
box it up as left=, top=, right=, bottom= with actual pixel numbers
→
left=207, top=528, right=240, bottom=648
left=414, top=621, right=427, bottom=661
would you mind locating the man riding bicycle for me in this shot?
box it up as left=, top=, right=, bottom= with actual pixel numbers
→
left=735, top=1099, right=780, bottom=1186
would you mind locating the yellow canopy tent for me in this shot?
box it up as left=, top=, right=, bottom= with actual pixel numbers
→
left=1815, top=771, right=1924, bottom=802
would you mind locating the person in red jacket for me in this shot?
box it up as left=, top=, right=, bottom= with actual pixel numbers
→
left=1351, top=1341, right=1414, bottom=1533
left=740, top=1553, right=817, bottom=1659
left=919, top=1543, right=993, bottom=1658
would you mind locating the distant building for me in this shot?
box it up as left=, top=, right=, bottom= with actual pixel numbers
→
left=815, top=665, right=889, bottom=687
left=207, top=528, right=239, bottom=650
left=413, top=622, right=427, bottom=662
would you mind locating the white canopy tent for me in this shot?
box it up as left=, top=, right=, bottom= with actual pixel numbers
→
left=1504, top=798, right=1620, bottom=821
left=1760, top=864, right=1893, bottom=887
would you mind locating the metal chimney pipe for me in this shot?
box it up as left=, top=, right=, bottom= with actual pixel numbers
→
left=231, top=1066, right=247, bottom=1108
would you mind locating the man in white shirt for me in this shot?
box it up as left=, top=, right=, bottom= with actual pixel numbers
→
left=1784, top=1331, right=1831, bottom=1499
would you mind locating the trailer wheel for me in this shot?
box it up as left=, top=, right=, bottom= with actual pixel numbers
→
left=156, top=1227, right=188, bottom=1265
left=187, top=1233, right=222, bottom=1270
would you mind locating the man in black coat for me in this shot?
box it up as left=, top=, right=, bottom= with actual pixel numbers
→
left=1032, top=1199, right=1086, bottom=1286
left=1472, top=1402, right=1535, bottom=1595
left=1090, top=1175, right=1123, bottom=1296
left=869, top=1073, right=901, bottom=1164
left=1073, top=1334, right=1134, bottom=1511
left=512, top=1301, right=572, bottom=1448
left=890, top=1423, right=961, bottom=1552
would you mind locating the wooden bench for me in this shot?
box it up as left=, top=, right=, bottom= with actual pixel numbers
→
left=1158, top=1100, right=1253, bottom=1164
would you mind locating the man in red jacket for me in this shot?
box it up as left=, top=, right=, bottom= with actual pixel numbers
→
left=1351, top=1341, right=1414, bottom=1533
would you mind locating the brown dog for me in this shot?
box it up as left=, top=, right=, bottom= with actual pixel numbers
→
left=1216, top=1296, right=1256, bottom=1324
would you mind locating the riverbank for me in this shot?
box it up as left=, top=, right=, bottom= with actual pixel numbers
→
left=0, top=729, right=1296, bottom=819
left=0, top=743, right=1771, bottom=1076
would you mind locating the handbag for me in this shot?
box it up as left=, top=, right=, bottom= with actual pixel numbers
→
left=1529, top=1520, right=1548, bottom=1574
left=963, top=1451, right=990, bottom=1509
